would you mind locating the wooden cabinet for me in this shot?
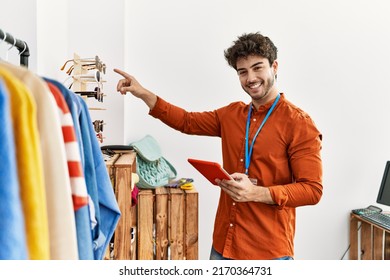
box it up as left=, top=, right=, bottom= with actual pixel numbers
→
left=349, top=213, right=390, bottom=260
left=136, top=187, right=198, bottom=260
left=105, top=152, right=198, bottom=260
left=105, top=152, right=137, bottom=260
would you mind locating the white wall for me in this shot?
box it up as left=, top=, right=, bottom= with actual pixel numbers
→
left=66, top=0, right=126, bottom=145
left=2, top=0, right=390, bottom=260
left=123, top=0, right=390, bottom=260
left=0, top=0, right=37, bottom=69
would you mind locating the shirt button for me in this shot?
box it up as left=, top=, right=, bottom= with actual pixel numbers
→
left=240, top=158, right=243, bottom=162
left=230, top=223, right=233, bottom=227
left=253, top=118, right=256, bottom=121
left=232, top=202, right=236, bottom=206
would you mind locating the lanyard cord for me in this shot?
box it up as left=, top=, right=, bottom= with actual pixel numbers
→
left=245, top=93, right=280, bottom=175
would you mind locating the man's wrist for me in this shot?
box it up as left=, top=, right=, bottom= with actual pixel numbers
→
left=255, top=187, right=274, bottom=204
left=140, top=90, right=157, bottom=109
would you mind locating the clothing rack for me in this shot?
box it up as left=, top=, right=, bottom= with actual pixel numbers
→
left=0, top=29, right=30, bottom=68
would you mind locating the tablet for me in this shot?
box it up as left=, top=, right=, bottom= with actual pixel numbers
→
left=187, top=158, right=233, bottom=185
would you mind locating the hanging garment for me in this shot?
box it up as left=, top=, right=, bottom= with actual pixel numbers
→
left=44, top=78, right=120, bottom=260
left=0, top=78, right=28, bottom=260
left=77, top=95, right=120, bottom=260
left=0, top=67, right=49, bottom=260
left=1, top=62, right=78, bottom=260
left=44, top=78, right=94, bottom=260
left=46, top=82, right=89, bottom=210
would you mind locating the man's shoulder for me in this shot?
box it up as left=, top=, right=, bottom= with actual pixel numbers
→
left=224, top=100, right=247, bottom=109
left=280, top=94, right=312, bottom=120
left=214, top=101, right=247, bottom=119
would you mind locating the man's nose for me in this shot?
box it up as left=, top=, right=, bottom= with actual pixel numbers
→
left=247, top=70, right=257, bottom=82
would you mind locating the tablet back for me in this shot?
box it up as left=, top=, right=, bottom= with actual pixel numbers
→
left=187, top=158, right=232, bottom=185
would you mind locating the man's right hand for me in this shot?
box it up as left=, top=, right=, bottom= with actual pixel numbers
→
left=114, top=68, right=157, bottom=109
left=114, top=68, right=142, bottom=96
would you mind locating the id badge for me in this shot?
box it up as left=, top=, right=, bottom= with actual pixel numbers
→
left=249, top=178, right=258, bottom=185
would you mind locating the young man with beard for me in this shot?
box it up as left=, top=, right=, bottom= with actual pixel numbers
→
left=114, top=32, right=323, bottom=260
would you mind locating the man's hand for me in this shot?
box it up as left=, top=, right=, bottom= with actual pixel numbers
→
left=114, top=68, right=157, bottom=109
left=216, top=173, right=274, bottom=204
left=114, top=68, right=142, bottom=96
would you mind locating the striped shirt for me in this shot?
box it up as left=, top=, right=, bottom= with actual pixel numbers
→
left=47, top=82, right=89, bottom=210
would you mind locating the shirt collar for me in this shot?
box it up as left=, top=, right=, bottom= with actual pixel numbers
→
left=251, top=92, right=284, bottom=112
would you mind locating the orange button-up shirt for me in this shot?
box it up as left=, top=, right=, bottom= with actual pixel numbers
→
left=149, top=93, right=323, bottom=259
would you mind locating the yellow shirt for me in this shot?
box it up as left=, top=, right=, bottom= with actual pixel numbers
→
left=0, top=67, right=50, bottom=259
left=1, top=62, right=77, bottom=260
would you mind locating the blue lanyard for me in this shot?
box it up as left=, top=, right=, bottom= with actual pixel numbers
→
left=245, top=93, right=280, bottom=175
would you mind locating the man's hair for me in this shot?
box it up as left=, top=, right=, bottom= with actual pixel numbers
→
left=224, top=32, right=278, bottom=70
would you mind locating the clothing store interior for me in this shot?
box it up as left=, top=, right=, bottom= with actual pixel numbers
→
left=1, top=0, right=390, bottom=262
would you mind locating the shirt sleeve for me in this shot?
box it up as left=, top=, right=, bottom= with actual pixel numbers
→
left=149, top=96, right=221, bottom=136
left=269, top=114, right=323, bottom=209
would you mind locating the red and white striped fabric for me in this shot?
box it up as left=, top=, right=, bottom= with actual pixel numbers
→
left=47, top=82, right=89, bottom=211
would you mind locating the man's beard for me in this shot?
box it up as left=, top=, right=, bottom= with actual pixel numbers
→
left=243, top=75, right=275, bottom=102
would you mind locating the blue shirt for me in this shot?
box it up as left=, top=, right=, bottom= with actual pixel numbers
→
left=0, top=78, right=28, bottom=259
left=77, top=95, right=120, bottom=260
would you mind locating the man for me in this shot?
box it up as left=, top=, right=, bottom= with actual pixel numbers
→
left=114, top=32, right=323, bottom=260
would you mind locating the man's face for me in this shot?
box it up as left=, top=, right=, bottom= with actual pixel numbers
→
left=236, top=55, right=278, bottom=105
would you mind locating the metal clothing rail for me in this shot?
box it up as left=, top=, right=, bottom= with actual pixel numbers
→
left=0, top=29, right=30, bottom=68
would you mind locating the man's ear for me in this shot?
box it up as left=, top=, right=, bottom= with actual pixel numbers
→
left=272, top=60, right=278, bottom=74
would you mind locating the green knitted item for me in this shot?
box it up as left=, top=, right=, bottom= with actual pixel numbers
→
left=130, top=135, right=177, bottom=189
